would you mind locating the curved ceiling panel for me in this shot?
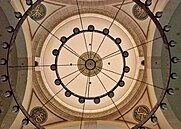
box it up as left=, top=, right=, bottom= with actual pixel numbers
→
left=47, top=0, right=127, bottom=6
left=2, top=0, right=179, bottom=129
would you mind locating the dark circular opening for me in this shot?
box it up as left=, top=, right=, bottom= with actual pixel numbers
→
left=85, top=59, right=96, bottom=70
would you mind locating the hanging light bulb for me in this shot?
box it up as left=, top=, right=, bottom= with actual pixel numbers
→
left=167, top=88, right=174, bottom=95
left=0, top=58, right=7, bottom=65
left=12, top=105, right=20, bottom=113
left=160, top=103, right=168, bottom=110
left=14, top=12, right=22, bottom=19
left=151, top=116, right=158, bottom=124
left=4, top=91, right=12, bottom=98
left=78, top=97, right=85, bottom=103
left=170, top=73, right=178, bottom=79
left=6, top=26, right=14, bottom=33
left=0, top=75, right=8, bottom=82
left=169, top=40, right=176, bottom=47
left=50, top=64, right=57, bottom=71
left=108, top=91, right=114, bottom=98
left=171, top=57, right=180, bottom=63
left=103, top=28, right=109, bottom=35
left=22, top=119, right=29, bottom=126
left=145, top=0, right=152, bottom=6
left=155, top=11, right=163, bottom=18
left=2, top=42, right=9, bottom=49
left=73, top=27, right=80, bottom=34
left=60, top=36, right=67, bottom=43
left=65, top=91, right=71, bottom=97
left=88, top=25, right=95, bottom=31
left=115, top=38, right=122, bottom=45
left=163, top=25, right=171, bottom=32
left=26, top=0, right=33, bottom=6
left=94, top=97, right=100, bottom=104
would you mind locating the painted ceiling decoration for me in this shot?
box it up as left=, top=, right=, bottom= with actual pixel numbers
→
left=50, top=26, right=130, bottom=104
left=0, top=0, right=180, bottom=129
left=30, top=107, right=48, bottom=124
left=29, top=3, right=47, bottom=21
left=35, top=12, right=144, bottom=121
left=133, top=105, right=150, bottom=122
left=132, top=4, right=148, bottom=20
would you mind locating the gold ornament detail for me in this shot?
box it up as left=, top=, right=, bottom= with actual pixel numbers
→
left=29, top=4, right=46, bottom=21
left=132, top=4, right=148, bottom=20
left=30, top=107, right=48, bottom=124
left=133, top=105, right=150, bottom=121
left=77, top=51, right=103, bottom=77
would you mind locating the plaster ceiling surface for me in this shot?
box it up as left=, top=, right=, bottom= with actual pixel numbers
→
left=46, top=0, right=129, bottom=6
left=40, top=13, right=140, bottom=113
left=0, top=2, right=28, bottom=129
left=29, top=0, right=148, bottom=121
left=1, top=0, right=180, bottom=129
left=0, top=6, right=14, bottom=127
left=161, top=1, right=181, bottom=128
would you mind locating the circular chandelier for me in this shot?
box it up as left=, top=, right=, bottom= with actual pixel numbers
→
left=0, top=0, right=177, bottom=129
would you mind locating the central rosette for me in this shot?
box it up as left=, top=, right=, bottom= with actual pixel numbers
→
left=77, top=51, right=103, bottom=77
